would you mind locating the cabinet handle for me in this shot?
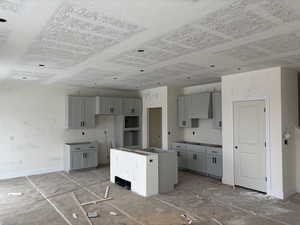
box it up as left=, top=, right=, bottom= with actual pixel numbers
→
left=193, top=154, right=197, bottom=160
left=82, top=121, right=85, bottom=127
left=219, top=121, right=222, bottom=127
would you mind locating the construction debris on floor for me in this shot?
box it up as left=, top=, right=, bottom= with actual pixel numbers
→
left=0, top=166, right=300, bottom=225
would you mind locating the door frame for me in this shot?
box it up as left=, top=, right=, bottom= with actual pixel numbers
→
left=232, top=96, right=271, bottom=195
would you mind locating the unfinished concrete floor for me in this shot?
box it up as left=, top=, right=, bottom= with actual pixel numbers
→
left=1, top=167, right=300, bottom=225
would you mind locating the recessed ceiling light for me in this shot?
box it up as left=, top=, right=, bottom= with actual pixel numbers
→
left=140, top=69, right=144, bottom=72
left=0, top=18, right=7, bottom=23
left=137, top=49, right=145, bottom=53
left=210, top=64, right=215, bottom=68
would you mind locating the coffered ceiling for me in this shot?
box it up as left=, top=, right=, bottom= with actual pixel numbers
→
left=1, top=0, right=300, bottom=90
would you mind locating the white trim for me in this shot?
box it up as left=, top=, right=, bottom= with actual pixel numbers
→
left=0, top=167, right=64, bottom=180
left=232, top=96, right=271, bottom=196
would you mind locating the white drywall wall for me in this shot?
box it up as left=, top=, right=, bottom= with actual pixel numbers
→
left=182, top=83, right=222, bottom=145
left=281, top=68, right=299, bottom=197
left=0, top=80, right=138, bottom=179
left=222, top=67, right=284, bottom=198
left=140, top=86, right=168, bottom=149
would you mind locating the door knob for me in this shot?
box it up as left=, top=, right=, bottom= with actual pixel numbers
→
left=234, top=146, right=238, bottom=149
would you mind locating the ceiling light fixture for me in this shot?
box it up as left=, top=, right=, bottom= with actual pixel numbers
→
left=137, top=49, right=145, bottom=52
left=0, top=18, right=7, bottom=23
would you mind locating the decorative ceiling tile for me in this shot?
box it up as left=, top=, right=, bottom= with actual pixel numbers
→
left=21, top=2, right=145, bottom=69
left=250, top=31, right=300, bottom=54
left=216, top=46, right=269, bottom=61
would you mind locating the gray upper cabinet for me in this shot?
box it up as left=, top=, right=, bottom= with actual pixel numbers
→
left=190, top=93, right=212, bottom=119
left=96, top=96, right=122, bottom=115
left=66, top=96, right=96, bottom=129
left=122, top=98, right=141, bottom=115
left=178, top=95, right=191, bottom=128
left=212, top=92, right=222, bottom=129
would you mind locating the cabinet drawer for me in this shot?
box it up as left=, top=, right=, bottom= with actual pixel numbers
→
left=186, top=144, right=206, bottom=153
left=206, top=147, right=222, bottom=155
left=171, top=143, right=186, bottom=151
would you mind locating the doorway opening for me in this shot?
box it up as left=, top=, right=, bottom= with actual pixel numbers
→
left=148, top=107, right=162, bottom=148
left=233, top=100, right=267, bottom=193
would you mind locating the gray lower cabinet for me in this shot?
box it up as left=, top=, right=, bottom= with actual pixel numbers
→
left=172, top=142, right=222, bottom=179
left=171, top=143, right=188, bottom=169
left=65, top=142, right=98, bottom=172
left=206, top=147, right=222, bottom=178
left=178, top=151, right=188, bottom=169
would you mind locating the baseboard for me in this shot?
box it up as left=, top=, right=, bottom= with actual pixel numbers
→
left=222, top=178, right=234, bottom=186
left=0, top=167, right=64, bottom=180
left=283, top=188, right=298, bottom=199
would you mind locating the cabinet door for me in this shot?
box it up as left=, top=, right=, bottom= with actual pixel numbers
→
left=71, top=151, right=84, bottom=170
left=213, top=92, right=222, bottom=129
left=123, top=98, right=141, bottom=115
left=68, top=96, right=84, bottom=129
left=86, top=150, right=98, bottom=168
left=207, top=153, right=222, bottom=178
left=187, top=151, right=198, bottom=171
left=206, top=153, right=214, bottom=176
left=178, top=96, right=190, bottom=127
left=190, top=93, right=211, bottom=119
left=112, top=97, right=122, bottom=115
left=197, top=151, right=206, bottom=174
left=83, top=97, right=96, bottom=128
left=98, top=97, right=113, bottom=114
left=178, top=150, right=188, bottom=169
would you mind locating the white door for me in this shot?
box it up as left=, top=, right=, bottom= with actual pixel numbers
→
left=234, top=100, right=267, bottom=192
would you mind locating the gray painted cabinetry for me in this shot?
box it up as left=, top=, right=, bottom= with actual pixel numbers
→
left=172, top=142, right=222, bottom=179
left=212, top=92, right=222, bottom=129
left=66, top=96, right=96, bottom=129
left=177, top=92, right=221, bottom=129
left=122, top=98, right=141, bottom=115
left=65, top=142, right=98, bottom=172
